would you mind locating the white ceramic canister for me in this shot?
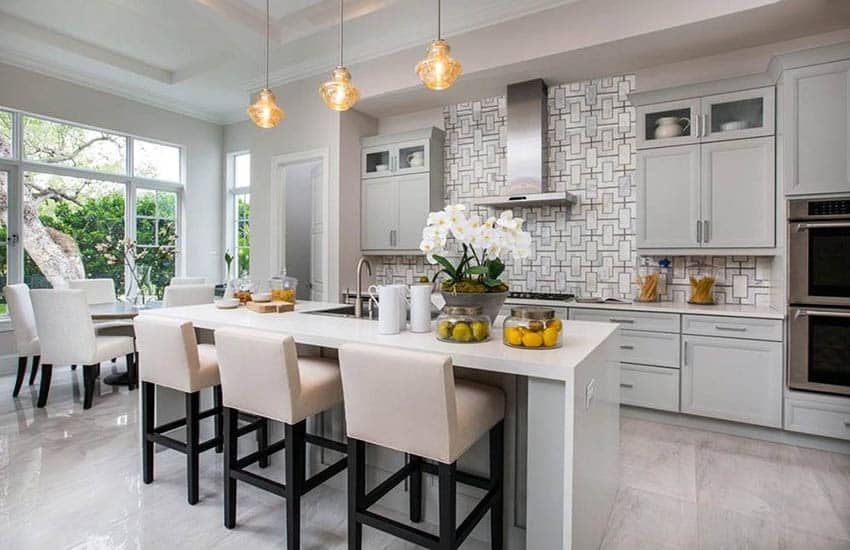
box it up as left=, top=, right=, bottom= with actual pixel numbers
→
left=368, top=285, right=403, bottom=335
left=389, top=284, right=409, bottom=331
left=409, top=283, right=433, bottom=333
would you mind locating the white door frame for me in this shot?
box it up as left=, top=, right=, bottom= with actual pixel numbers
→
left=269, top=149, right=331, bottom=301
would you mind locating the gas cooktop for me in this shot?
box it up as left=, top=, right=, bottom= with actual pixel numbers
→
left=507, top=291, right=575, bottom=302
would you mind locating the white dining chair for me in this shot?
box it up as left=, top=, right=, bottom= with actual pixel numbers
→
left=163, top=284, right=215, bottom=307
left=170, top=277, right=206, bottom=286
left=30, top=289, right=136, bottom=409
left=68, top=278, right=119, bottom=304
left=4, top=284, right=41, bottom=397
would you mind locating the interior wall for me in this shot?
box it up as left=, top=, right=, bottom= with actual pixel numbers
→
left=0, top=62, right=225, bottom=283
left=377, top=107, right=444, bottom=135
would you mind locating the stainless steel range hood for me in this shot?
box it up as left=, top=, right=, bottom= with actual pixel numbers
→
left=476, top=79, right=575, bottom=208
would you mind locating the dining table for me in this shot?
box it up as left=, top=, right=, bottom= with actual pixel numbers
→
left=90, top=301, right=160, bottom=386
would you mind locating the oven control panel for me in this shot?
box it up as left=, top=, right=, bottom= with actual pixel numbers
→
left=789, top=196, right=850, bottom=221
left=808, top=200, right=850, bottom=217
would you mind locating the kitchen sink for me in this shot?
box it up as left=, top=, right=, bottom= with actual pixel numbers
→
left=305, top=304, right=439, bottom=321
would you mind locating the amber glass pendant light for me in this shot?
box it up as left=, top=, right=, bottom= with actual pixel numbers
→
left=247, top=0, right=284, bottom=128
left=320, top=0, right=360, bottom=111
left=415, top=0, right=462, bottom=91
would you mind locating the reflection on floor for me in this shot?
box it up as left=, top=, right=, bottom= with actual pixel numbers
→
left=0, top=362, right=848, bottom=549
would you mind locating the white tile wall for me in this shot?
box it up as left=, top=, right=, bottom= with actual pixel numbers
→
left=371, top=75, right=773, bottom=305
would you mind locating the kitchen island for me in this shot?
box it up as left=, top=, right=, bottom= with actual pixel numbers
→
left=141, top=301, right=620, bottom=550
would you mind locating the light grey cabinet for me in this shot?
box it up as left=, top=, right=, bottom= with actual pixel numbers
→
left=637, top=145, right=701, bottom=248
left=782, top=59, right=850, bottom=196
left=681, top=335, right=783, bottom=428
left=361, top=128, right=444, bottom=254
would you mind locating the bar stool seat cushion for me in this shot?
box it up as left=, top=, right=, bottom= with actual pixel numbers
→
left=296, top=356, right=343, bottom=422
left=196, top=344, right=222, bottom=390
left=454, top=379, right=506, bottom=461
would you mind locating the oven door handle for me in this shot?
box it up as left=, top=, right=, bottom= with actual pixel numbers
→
left=794, top=222, right=850, bottom=231
left=795, top=309, right=850, bottom=320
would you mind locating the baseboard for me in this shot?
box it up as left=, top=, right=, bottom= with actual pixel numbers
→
left=621, top=405, right=850, bottom=455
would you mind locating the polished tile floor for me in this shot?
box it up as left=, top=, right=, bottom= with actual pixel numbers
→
left=0, top=363, right=848, bottom=549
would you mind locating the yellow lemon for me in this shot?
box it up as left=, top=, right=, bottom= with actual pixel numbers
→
left=504, top=327, right=523, bottom=346
left=543, top=327, right=560, bottom=347
left=437, top=320, right=454, bottom=339
left=546, top=319, right=563, bottom=332
left=527, top=320, right=545, bottom=332
left=522, top=331, right=543, bottom=348
left=452, top=322, right=472, bottom=342
left=472, top=321, right=490, bottom=341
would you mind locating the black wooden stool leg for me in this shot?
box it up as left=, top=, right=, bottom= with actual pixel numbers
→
left=12, top=356, right=27, bottom=397
left=213, top=386, right=223, bottom=453
left=82, top=364, right=97, bottom=409
left=36, top=364, right=52, bottom=408
left=347, top=438, right=365, bottom=550
left=223, top=406, right=239, bottom=528
left=409, top=454, right=423, bottom=523
left=284, top=420, right=306, bottom=550
left=257, top=418, right=269, bottom=468
left=186, top=391, right=200, bottom=505
left=490, top=421, right=505, bottom=550
left=438, top=462, right=458, bottom=550
left=125, top=353, right=136, bottom=391
left=142, top=382, right=155, bottom=484
left=29, top=355, right=40, bottom=385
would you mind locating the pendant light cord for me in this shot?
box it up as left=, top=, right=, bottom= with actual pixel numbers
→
left=265, top=0, right=270, bottom=89
left=437, top=0, right=441, bottom=40
left=338, top=0, right=344, bottom=66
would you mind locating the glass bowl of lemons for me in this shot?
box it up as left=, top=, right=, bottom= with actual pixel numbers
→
left=503, top=307, right=562, bottom=349
left=436, top=306, right=491, bottom=344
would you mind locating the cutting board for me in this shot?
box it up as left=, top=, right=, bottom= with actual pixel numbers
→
left=246, top=300, right=295, bottom=313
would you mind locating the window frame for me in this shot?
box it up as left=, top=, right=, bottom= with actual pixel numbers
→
left=226, top=151, right=250, bottom=279
left=0, top=106, right=186, bottom=317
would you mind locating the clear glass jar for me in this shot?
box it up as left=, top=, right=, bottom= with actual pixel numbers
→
left=503, top=307, right=563, bottom=349
left=688, top=263, right=717, bottom=305
left=270, top=270, right=298, bottom=303
left=436, top=306, right=491, bottom=343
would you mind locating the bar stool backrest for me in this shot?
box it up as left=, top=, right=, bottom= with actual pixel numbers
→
left=134, top=316, right=201, bottom=391
left=338, top=343, right=458, bottom=463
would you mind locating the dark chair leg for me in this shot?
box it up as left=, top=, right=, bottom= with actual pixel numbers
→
left=348, top=438, right=365, bottom=550
left=213, top=386, right=223, bottom=453
left=409, top=454, right=423, bottom=523
left=111, top=357, right=117, bottom=363
left=186, top=391, right=200, bottom=505
left=438, top=462, right=458, bottom=550
left=82, top=364, right=97, bottom=409
left=29, top=355, right=40, bottom=385
left=285, top=420, right=306, bottom=550
left=142, top=382, right=155, bottom=484
left=223, top=407, right=239, bottom=529
left=257, top=418, right=269, bottom=468
left=12, top=356, right=27, bottom=397
left=125, top=353, right=136, bottom=391
left=37, top=364, right=53, bottom=408
left=71, top=365, right=77, bottom=371
left=490, top=421, right=505, bottom=550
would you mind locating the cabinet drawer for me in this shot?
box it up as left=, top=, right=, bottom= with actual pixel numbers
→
left=570, top=308, right=680, bottom=333
left=682, top=315, right=782, bottom=341
left=785, top=395, right=850, bottom=441
left=618, top=330, right=680, bottom=368
left=619, top=364, right=680, bottom=412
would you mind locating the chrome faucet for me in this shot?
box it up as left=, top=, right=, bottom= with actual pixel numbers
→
left=354, top=257, right=372, bottom=318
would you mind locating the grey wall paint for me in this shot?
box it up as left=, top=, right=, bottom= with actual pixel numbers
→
left=284, top=161, right=318, bottom=300
left=370, top=75, right=773, bottom=305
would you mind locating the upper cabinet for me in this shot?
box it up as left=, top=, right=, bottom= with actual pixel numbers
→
left=361, top=128, right=445, bottom=254
left=781, top=59, right=850, bottom=196
left=637, top=87, right=774, bottom=149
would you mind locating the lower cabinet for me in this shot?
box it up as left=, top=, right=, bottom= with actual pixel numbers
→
left=620, top=364, right=680, bottom=412
left=784, top=391, right=850, bottom=441
left=681, top=335, right=783, bottom=428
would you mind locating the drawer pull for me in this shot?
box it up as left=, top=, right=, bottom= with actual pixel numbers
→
left=610, top=318, right=635, bottom=324
left=715, top=325, right=747, bottom=332
left=620, top=383, right=634, bottom=389
left=844, top=420, right=850, bottom=428
left=620, top=345, right=635, bottom=350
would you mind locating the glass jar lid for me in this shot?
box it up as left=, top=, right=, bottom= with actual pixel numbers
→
left=443, top=305, right=483, bottom=316
left=510, top=306, right=555, bottom=320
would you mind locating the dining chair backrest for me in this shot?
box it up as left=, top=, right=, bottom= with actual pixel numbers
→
left=68, top=278, right=118, bottom=305
left=170, top=277, right=206, bottom=286
left=163, top=284, right=215, bottom=307
left=31, top=289, right=97, bottom=365
left=4, top=284, right=39, bottom=355
left=134, top=315, right=203, bottom=391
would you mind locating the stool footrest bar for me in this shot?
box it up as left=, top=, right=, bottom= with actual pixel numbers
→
left=356, top=510, right=439, bottom=549
left=303, top=456, right=347, bottom=493
left=363, top=461, right=417, bottom=509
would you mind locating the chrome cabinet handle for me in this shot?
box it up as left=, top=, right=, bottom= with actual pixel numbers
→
left=620, top=383, right=634, bottom=389
left=609, top=318, right=635, bottom=324
left=715, top=325, right=747, bottom=332
left=683, top=341, right=688, bottom=366
left=844, top=420, right=850, bottom=428
left=620, top=345, right=635, bottom=350
left=702, top=114, right=709, bottom=137
left=389, top=230, right=397, bottom=247
left=692, top=114, right=699, bottom=138
left=703, top=220, right=710, bottom=243
left=697, top=220, right=702, bottom=243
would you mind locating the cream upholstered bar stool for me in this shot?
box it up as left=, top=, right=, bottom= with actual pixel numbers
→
left=215, top=327, right=347, bottom=550
left=162, top=284, right=215, bottom=307
left=4, top=284, right=41, bottom=396
left=133, top=315, right=249, bottom=505
left=30, top=289, right=136, bottom=409
left=339, top=343, right=506, bottom=550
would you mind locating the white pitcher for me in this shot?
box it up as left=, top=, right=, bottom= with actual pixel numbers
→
left=368, top=284, right=405, bottom=335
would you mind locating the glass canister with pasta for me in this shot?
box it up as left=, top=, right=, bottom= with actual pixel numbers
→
left=688, top=263, right=717, bottom=305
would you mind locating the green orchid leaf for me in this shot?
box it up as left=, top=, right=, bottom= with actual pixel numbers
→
left=467, top=266, right=488, bottom=275
left=432, top=255, right=457, bottom=279
left=483, top=278, right=503, bottom=288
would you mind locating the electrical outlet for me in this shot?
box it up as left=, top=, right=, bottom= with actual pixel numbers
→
left=585, top=379, right=596, bottom=410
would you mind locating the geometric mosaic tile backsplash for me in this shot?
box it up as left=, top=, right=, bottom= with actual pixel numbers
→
left=370, top=75, right=773, bottom=306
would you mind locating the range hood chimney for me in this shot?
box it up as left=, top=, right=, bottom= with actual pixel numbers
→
left=507, top=79, right=548, bottom=195
left=476, top=79, right=575, bottom=208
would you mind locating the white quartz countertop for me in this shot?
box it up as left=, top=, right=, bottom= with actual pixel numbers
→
left=142, top=301, right=618, bottom=382
left=504, top=297, right=785, bottom=319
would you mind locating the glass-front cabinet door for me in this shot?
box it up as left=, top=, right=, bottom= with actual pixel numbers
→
left=702, top=87, right=775, bottom=142
left=636, top=99, right=701, bottom=149
left=394, top=139, right=429, bottom=176
left=361, top=144, right=394, bottom=179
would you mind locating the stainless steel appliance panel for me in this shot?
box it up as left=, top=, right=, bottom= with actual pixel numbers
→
left=788, top=306, right=850, bottom=396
